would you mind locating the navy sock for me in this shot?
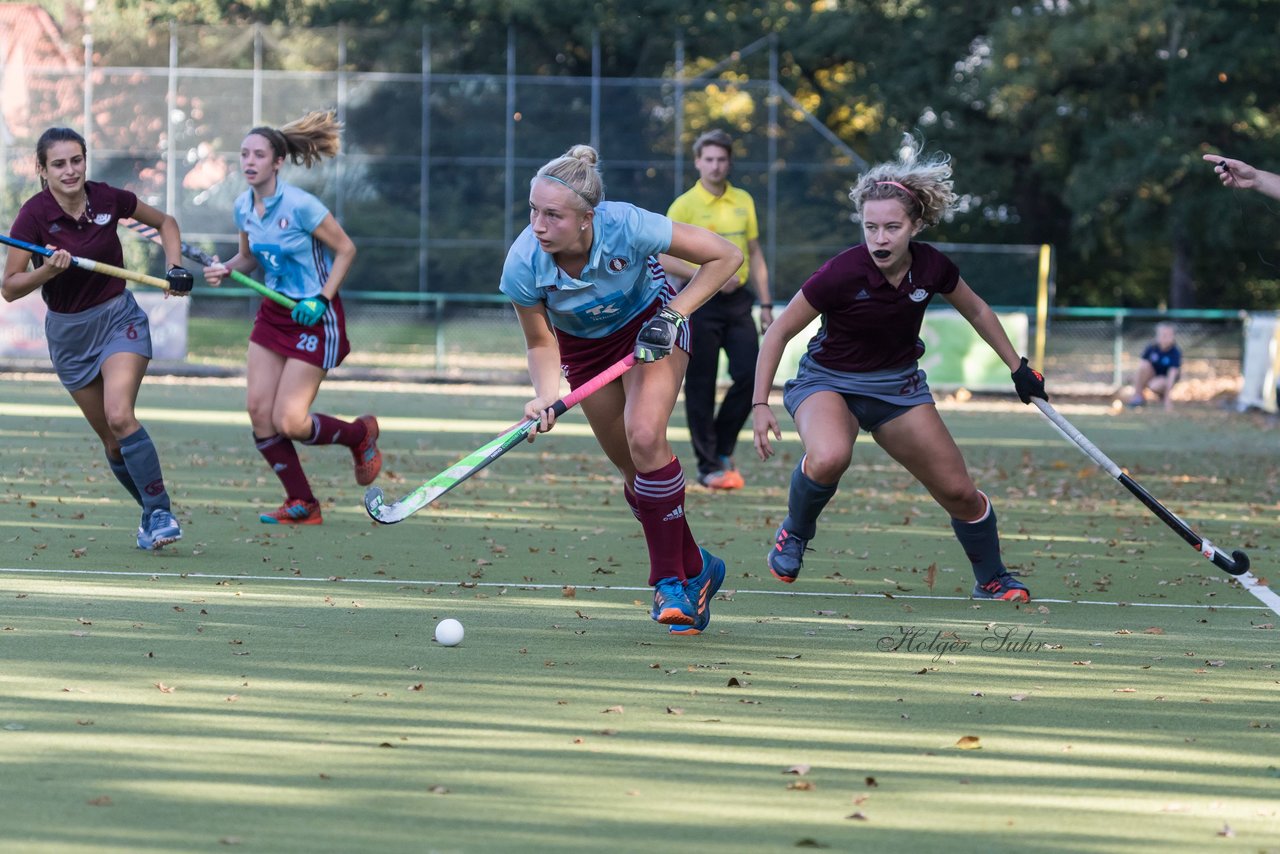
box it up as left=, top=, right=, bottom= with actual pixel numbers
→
left=119, top=426, right=171, bottom=519
left=950, top=495, right=1006, bottom=585
left=106, top=451, right=142, bottom=507
left=782, top=460, right=839, bottom=540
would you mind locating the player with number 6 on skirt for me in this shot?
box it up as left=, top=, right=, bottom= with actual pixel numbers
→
left=501, top=145, right=743, bottom=634
left=751, top=137, right=1048, bottom=602
left=2, top=127, right=193, bottom=551
left=202, top=111, right=379, bottom=525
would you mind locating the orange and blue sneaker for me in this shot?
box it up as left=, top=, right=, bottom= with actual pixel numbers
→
left=137, top=508, right=182, bottom=550
left=651, top=576, right=695, bottom=626
left=352, top=414, right=382, bottom=486
left=671, top=548, right=726, bottom=636
left=260, top=498, right=323, bottom=525
left=768, top=525, right=809, bottom=584
left=972, top=572, right=1031, bottom=602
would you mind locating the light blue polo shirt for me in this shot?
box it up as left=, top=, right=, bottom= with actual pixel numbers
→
left=500, top=200, right=674, bottom=339
left=233, top=181, right=332, bottom=301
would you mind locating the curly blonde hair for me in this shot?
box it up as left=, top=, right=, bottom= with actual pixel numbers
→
left=249, top=110, right=342, bottom=169
left=534, top=144, right=605, bottom=210
left=849, top=135, right=957, bottom=228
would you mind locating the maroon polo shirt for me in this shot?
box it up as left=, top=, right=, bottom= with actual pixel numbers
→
left=9, top=181, right=138, bottom=313
left=800, top=242, right=959, bottom=373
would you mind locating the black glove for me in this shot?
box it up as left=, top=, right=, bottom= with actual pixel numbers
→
left=166, top=265, right=194, bottom=294
left=634, top=305, right=686, bottom=362
left=1011, top=356, right=1048, bottom=404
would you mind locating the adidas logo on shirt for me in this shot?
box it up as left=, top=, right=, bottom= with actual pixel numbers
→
left=855, top=289, right=871, bottom=300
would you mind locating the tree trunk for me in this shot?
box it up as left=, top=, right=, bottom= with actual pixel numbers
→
left=1169, top=225, right=1195, bottom=309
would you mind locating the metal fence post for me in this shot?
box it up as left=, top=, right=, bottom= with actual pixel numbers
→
left=434, top=294, right=446, bottom=371
left=1113, top=312, right=1125, bottom=389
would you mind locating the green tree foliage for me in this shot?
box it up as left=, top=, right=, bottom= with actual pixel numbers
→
left=76, top=0, right=1280, bottom=306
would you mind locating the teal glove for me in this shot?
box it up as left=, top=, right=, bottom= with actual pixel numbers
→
left=291, top=294, right=330, bottom=326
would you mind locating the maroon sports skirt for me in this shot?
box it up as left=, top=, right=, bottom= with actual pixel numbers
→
left=249, top=294, right=351, bottom=370
left=555, top=298, right=691, bottom=390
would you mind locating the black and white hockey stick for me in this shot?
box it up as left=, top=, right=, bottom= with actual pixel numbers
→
left=1033, top=399, right=1279, bottom=613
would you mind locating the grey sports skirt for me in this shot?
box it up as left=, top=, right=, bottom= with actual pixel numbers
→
left=782, top=354, right=935, bottom=431
left=45, top=290, right=152, bottom=391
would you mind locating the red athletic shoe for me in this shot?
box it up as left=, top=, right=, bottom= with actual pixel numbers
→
left=260, top=498, right=323, bottom=525
left=352, top=414, right=382, bottom=486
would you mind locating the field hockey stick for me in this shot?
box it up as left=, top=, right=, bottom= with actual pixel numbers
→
left=1030, top=399, right=1280, bottom=611
left=120, top=220, right=296, bottom=309
left=1, top=231, right=171, bottom=291
left=365, top=354, right=637, bottom=524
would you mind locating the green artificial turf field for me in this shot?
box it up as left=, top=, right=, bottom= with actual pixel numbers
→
left=1, top=373, right=1276, bottom=853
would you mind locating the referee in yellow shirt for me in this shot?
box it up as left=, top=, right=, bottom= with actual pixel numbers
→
left=661, top=129, right=773, bottom=489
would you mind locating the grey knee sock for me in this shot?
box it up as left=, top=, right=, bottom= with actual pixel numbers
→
left=106, top=452, right=142, bottom=506
left=119, top=426, right=171, bottom=518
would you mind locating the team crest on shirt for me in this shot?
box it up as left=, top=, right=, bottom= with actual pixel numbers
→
left=278, top=217, right=290, bottom=230
left=908, top=288, right=929, bottom=302
left=607, top=257, right=629, bottom=273
left=93, top=213, right=112, bottom=225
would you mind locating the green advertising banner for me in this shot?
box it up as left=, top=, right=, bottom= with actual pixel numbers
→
left=755, top=308, right=1028, bottom=392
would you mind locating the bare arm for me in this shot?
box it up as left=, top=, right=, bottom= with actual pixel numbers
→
left=657, top=252, right=698, bottom=285
left=663, top=222, right=743, bottom=318
left=202, top=232, right=260, bottom=285
left=131, top=200, right=185, bottom=269
left=748, top=237, right=773, bottom=330
left=751, top=293, right=820, bottom=460
left=1203, top=154, right=1280, bottom=202
left=310, top=213, right=357, bottom=299
left=512, top=302, right=565, bottom=434
left=942, top=278, right=1022, bottom=370
left=2, top=243, right=73, bottom=302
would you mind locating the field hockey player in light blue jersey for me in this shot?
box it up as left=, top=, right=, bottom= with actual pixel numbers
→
left=202, top=110, right=380, bottom=526
left=501, top=144, right=743, bottom=636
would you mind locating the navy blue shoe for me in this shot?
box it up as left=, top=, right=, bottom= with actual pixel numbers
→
left=671, top=548, right=726, bottom=636
left=768, top=526, right=809, bottom=583
left=972, top=572, right=1031, bottom=602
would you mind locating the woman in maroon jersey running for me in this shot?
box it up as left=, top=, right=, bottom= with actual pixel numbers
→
left=2, top=127, right=193, bottom=551
left=750, top=138, right=1048, bottom=602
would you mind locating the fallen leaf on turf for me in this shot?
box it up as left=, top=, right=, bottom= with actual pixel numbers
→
left=1009, top=694, right=1028, bottom=701
left=602, top=705, right=624, bottom=714
left=864, top=776, right=878, bottom=787
left=1217, top=824, right=1234, bottom=838
left=408, top=683, right=424, bottom=691
left=783, top=764, right=811, bottom=775
left=794, top=840, right=828, bottom=848
left=954, top=736, right=982, bottom=750
left=1072, top=661, right=1091, bottom=666
left=666, top=707, right=684, bottom=715
left=562, top=586, right=576, bottom=598
left=87, top=796, right=112, bottom=806
left=218, top=838, right=242, bottom=846
left=845, top=812, right=868, bottom=821
left=154, top=683, right=175, bottom=693
left=925, top=562, right=938, bottom=590
left=598, top=729, right=618, bottom=736
left=1115, top=629, right=1132, bottom=635
left=786, top=780, right=815, bottom=791
left=726, top=677, right=744, bottom=687
left=1113, top=688, right=1136, bottom=693
left=776, top=654, right=802, bottom=660
left=1206, top=660, right=1225, bottom=667
left=1143, top=627, right=1165, bottom=634
left=427, top=785, right=450, bottom=795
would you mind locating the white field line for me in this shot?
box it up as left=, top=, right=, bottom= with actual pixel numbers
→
left=0, top=565, right=1273, bottom=612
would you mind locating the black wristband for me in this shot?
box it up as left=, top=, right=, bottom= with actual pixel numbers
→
left=752, top=402, right=771, bottom=408
left=759, top=303, right=773, bottom=309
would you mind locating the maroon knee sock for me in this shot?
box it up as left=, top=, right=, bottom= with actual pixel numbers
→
left=254, top=434, right=315, bottom=502
left=304, top=413, right=365, bottom=447
left=633, top=458, right=691, bottom=586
